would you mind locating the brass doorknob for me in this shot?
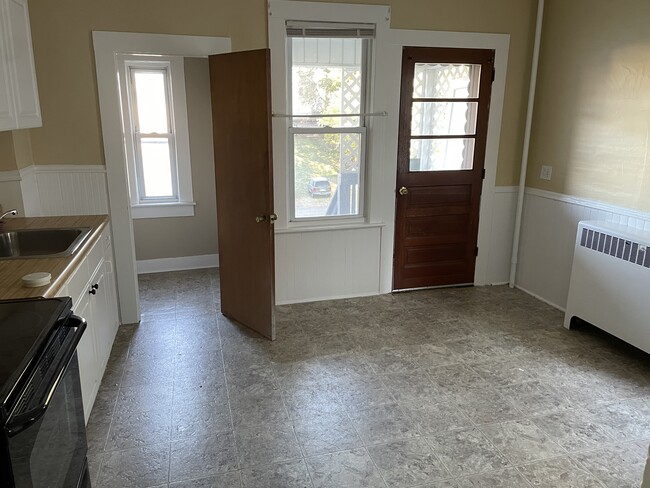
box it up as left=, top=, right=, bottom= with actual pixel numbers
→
left=255, top=215, right=268, bottom=223
left=399, top=186, right=409, bottom=196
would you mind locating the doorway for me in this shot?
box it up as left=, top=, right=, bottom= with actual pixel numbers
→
left=393, top=47, right=495, bottom=290
left=93, top=32, right=231, bottom=324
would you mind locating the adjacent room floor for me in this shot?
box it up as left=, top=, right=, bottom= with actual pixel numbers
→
left=86, top=268, right=650, bottom=488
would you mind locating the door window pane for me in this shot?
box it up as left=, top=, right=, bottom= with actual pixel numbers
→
left=413, top=63, right=481, bottom=99
left=140, top=138, right=174, bottom=197
left=409, top=138, right=475, bottom=171
left=411, top=101, right=478, bottom=136
left=132, top=70, right=169, bottom=133
left=293, top=132, right=361, bottom=218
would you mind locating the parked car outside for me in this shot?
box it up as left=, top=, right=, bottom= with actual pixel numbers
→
left=307, top=177, right=332, bottom=197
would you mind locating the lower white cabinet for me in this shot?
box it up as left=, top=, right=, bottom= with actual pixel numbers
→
left=61, top=226, right=119, bottom=423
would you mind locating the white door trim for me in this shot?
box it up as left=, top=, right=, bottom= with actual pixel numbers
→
left=93, top=32, right=231, bottom=324
left=378, top=29, right=510, bottom=289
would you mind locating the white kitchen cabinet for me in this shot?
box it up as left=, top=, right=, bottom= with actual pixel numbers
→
left=65, top=226, right=120, bottom=422
left=0, top=0, right=41, bottom=131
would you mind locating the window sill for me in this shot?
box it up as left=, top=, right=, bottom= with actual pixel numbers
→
left=131, top=202, right=196, bottom=219
left=275, top=221, right=385, bottom=234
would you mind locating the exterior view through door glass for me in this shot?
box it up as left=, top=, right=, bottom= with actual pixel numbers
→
left=393, top=47, right=494, bottom=290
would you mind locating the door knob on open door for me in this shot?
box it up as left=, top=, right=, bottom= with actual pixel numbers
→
left=399, top=186, right=409, bottom=196
left=255, top=215, right=268, bottom=223
left=270, top=213, right=278, bottom=222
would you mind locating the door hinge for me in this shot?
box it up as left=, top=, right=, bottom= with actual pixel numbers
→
left=482, top=168, right=486, bottom=180
left=492, top=67, right=496, bottom=82
left=475, top=246, right=479, bottom=256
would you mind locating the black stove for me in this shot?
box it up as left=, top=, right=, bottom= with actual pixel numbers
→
left=0, top=297, right=90, bottom=488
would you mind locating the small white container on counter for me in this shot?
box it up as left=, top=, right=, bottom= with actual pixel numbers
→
left=22, top=272, right=51, bottom=288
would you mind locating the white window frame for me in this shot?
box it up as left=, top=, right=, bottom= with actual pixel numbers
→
left=287, top=34, right=372, bottom=222
left=116, top=54, right=195, bottom=219
left=269, top=2, right=390, bottom=230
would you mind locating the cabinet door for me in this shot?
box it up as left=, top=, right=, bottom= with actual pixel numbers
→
left=0, top=1, right=17, bottom=130
left=91, top=267, right=113, bottom=368
left=104, top=249, right=120, bottom=343
left=5, top=0, right=40, bottom=128
left=74, top=290, right=97, bottom=424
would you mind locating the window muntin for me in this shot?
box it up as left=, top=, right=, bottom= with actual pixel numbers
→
left=288, top=33, right=372, bottom=221
left=409, top=62, right=481, bottom=172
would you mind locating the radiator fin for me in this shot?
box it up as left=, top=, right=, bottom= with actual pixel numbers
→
left=580, top=228, right=649, bottom=268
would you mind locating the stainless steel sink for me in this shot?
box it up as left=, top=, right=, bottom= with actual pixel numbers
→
left=0, top=227, right=92, bottom=259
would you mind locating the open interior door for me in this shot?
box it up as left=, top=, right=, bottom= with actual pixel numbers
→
left=209, top=49, right=276, bottom=340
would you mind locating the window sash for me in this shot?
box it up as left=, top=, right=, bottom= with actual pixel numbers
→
left=288, top=38, right=371, bottom=124
left=287, top=33, right=372, bottom=221
left=289, top=126, right=367, bottom=221
left=126, top=64, right=180, bottom=204
left=133, top=133, right=179, bottom=202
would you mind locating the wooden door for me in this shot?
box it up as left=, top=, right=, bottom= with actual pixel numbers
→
left=393, top=47, right=494, bottom=290
left=209, top=49, right=276, bottom=340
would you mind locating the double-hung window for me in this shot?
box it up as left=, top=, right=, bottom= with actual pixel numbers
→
left=287, top=22, right=374, bottom=221
left=117, top=55, right=194, bottom=218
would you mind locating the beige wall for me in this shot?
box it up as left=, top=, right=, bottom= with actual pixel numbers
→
left=0, top=133, right=16, bottom=171
left=133, top=58, right=218, bottom=261
left=528, top=0, right=650, bottom=210
left=11, top=0, right=536, bottom=187
left=25, top=0, right=267, bottom=166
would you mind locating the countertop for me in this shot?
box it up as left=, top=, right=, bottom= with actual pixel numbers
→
left=0, top=215, right=109, bottom=300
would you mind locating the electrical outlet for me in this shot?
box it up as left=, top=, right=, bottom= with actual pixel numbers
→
left=540, top=165, right=553, bottom=181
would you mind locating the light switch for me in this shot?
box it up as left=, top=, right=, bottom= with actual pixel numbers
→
left=540, top=165, right=553, bottom=181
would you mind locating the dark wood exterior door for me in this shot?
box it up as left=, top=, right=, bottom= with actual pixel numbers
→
left=209, top=49, right=276, bottom=339
left=393, top=47, right=494, bottom=290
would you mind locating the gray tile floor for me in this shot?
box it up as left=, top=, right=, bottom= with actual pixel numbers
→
left=86, top=268, right=650, bottom=488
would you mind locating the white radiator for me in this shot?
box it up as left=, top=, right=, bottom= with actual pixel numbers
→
left=564, top=220, right=650, bottom=354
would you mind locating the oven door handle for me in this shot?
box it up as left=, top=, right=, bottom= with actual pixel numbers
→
left=6, top=316, right=87, bottom=438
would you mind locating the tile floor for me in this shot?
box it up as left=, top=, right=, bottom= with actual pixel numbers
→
left=86, top=268, right=650, bottom=488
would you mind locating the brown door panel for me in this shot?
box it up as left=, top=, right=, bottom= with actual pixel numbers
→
left=405, top=215, right=470, bottom=238
left=209, top=49, right=276, bottom=339
left=401, top=172, right=483, bottom=186
left=404, top=204, right=472, bottom=218
left=406, top=185, right=471, bottom=205
left=405, top=244, right=467, bottom=264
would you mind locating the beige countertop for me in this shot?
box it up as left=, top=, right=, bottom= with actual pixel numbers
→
left=0, top=215, right=109, bottom=300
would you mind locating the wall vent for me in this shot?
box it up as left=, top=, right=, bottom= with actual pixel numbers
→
left=580, top=228, right=650, bottom=268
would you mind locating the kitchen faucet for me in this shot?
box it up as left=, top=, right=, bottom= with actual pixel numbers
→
left=0, top=208, right=17, bottom=231
left=0, top=209, right=17, bottom=220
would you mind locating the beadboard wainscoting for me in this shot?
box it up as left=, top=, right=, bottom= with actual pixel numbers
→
left=517, top=188, right=650, bottom=311
left=136, top=253, right=220, bottom=274
left=275, top=225, right=383, bottom=305
left=13, top=165, right=110, bottom=217
left=485, top=186, right=518, bottom=285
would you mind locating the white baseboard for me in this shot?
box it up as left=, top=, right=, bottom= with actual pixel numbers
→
left=515, top=284, right=566, bottom=312
left=275, top=290, right=380, bottom=306
left=137, top=254, right=219, bottom=274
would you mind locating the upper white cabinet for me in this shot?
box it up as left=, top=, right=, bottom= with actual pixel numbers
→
left=0, top=0, right=41, bottom=131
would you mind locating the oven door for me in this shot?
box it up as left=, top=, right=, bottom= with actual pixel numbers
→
left=5, top=317, right=89, bottom=488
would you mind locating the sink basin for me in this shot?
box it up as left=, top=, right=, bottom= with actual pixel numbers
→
left=0, top=227, right=92, bottom=259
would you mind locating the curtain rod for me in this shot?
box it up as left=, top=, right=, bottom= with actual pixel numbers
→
left=272, top=111, right=388, bottom=118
